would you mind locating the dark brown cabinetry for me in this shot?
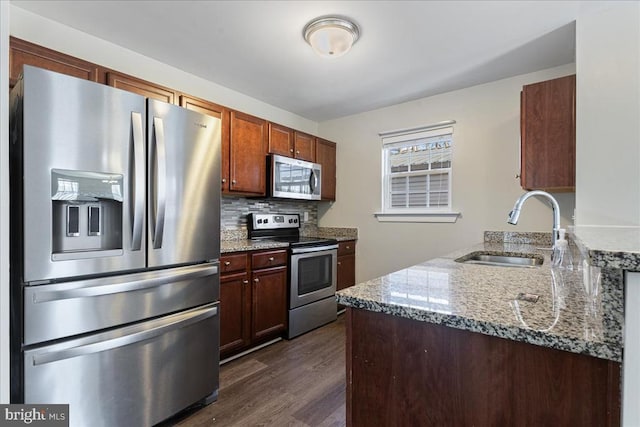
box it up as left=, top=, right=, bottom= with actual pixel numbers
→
left=520, top=74, right=576, bottom=192
left=268, top=122, right=295, bottom=157
left=8, top=37, right=340, bottom=198
left=337, top=241, right=356, bottom=291
left=346, top=308, right=621, bottom=427
left=106, top=71, right=179, bottom=104
left=9, top=36, right=101, bottom=89
left=179, top=95, right=230, bottom=192
left=219, top=253, right=250, bottom=357
left=267, top=124, right=316, bottom=162
left=316, top=138, right=337, bottom=201
left=229, top=111, right=268, bottom=196
left=293, top=131, right=316, bottom=162
left=220, top=249, right=288, bottom=359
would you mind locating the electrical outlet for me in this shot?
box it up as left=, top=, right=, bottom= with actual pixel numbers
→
left=303, top=212, right=309, bottom=221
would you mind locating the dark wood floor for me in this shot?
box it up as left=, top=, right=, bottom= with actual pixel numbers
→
left=169, top=314, right=346, bottom=426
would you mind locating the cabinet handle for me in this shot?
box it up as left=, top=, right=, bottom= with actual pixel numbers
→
left=242, top=280, right=249, bottom=284
left=346, top=246, right=351, bottom=250
left=338, top=261, right=342, bottom=266
left=268, top=257, right=274, bottom=261
left=290, top=148, right=294, bottom=153
left=222, top=178, right=227, bottom=183
left=254, top=278, right=260, bottom=283
left=224, top=261, right=231, bottom=266
left=296, top=150, right=300, bottom=154
left=232, top=179, right=237, bottom=184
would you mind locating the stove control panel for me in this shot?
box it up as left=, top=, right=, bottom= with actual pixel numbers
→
left=249, top=213, right=299, bottom=230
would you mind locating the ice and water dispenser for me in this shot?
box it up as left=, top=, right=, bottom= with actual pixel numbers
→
left=51, top=169, right=124, bottom=260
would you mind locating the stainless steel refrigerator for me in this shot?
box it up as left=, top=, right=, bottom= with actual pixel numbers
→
left=9, top=65, right=221, bottom=427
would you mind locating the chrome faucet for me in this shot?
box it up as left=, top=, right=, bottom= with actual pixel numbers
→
left=507, top=190, right=561, bottom=248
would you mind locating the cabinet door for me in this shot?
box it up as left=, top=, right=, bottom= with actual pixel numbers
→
left=180, top=95, right=230, bottom=192
left=268, top=123, right=294, bottom=157
left=106, top=71, right=178, bottom=104
left=337, top=254, right=356, bottom=291
left=520, top=74, right=576, bottom=192
left=229, top=111, right=267, bottom=195
left=294, top=131, right=316, bottom=162
left=9, top=37, right=100, bottom=89
left=251, top=266, right=287, bottom=342
left=220, top=272, right=251, bottom=357
left=316, top=138, right=337, bottom=201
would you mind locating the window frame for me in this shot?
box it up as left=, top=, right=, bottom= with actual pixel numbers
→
left=375, top=121, right=460, bottom=223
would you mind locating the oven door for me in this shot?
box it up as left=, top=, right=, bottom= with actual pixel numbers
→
left=290, top=246, right=337, bottom=309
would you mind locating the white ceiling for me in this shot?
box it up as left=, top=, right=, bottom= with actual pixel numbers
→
left=11, top=1, right=613, bottom=122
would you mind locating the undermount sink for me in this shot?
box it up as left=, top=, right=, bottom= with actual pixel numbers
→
left=455, top=252, right=543, bottom=268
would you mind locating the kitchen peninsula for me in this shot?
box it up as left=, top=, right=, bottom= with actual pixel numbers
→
left=336, top=232, right=622, bottom=426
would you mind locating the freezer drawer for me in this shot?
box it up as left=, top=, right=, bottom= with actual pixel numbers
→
left=24, top=303, right=219, bottom=427
left=24, top=262, right=219, bottom=345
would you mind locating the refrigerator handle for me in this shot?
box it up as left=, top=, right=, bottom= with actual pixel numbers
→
left=31, top=264, right=219, bottom=303
left=151, top=117, right=167, bottom=249
left=31, top=305, right=218, bottom=366
left=131, top=112, right=145, bottom=251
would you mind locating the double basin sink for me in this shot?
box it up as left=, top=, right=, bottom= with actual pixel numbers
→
left=455, top=251, right=544, bottom=268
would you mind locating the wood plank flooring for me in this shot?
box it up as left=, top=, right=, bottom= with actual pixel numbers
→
left=164, top=314, right=346, bottom=427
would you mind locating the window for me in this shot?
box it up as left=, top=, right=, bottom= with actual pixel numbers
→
left=376, top=122, right=460, bottom=223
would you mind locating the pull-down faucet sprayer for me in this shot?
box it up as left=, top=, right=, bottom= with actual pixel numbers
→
left=507, top=190, right=561, bottom=248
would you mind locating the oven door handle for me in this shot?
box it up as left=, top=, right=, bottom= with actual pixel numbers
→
left=290, top=244, right=338, bottom=254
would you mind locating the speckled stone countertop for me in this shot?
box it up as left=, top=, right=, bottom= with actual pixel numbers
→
left=337, top=233, right=621, bottom=362
left=220, top=226, right=358, bottom=254
left=571, top=226, right=640, bottom=270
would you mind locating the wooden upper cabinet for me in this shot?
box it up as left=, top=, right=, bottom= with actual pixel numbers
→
left=268, top=123, right=294, bottom=157
left=293, top=131, right=316, bottom=162
left=520, top=74, right=576, bottom=192
left=229, top=111, right=268, bottom=195
left=9, top=37, right=101, bottom=89
left=180, top=95, right=230, bottom=192
left=316, top=138, right=337, bottom=201
left=106, top=71, right=178, bottom=104
left=268, top=125, right=316, bottom=162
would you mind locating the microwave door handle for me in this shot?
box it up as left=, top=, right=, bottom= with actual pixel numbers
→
left=309, top=169, right=318, bottom=194
left=151, top=117, right=167, bottom=249
left=131, top=112, right=144, bottom=251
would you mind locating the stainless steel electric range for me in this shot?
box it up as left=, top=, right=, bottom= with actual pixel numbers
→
left=248, top=213, right=338, bottom=338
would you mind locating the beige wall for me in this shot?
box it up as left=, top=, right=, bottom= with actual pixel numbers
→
left=318, top=64, right=576, bottom=283
left=575, top=2, right=640, bottom=226
left=9, top=5, right=318, bottom=136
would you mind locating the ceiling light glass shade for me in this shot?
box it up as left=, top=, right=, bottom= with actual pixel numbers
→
left=303, top=17, right=360, bottom=58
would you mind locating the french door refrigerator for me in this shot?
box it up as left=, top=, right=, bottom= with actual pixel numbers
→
left=9, top=65, right=222, bottom=427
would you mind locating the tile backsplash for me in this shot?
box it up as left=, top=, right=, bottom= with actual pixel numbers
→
left=221, top=196, right=318, bottom=230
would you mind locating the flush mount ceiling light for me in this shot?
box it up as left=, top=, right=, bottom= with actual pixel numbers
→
left=303, top=16, right=360, bottom=58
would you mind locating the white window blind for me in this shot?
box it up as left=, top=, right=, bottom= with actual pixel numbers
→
left=380, top=124, right=455, bottom=217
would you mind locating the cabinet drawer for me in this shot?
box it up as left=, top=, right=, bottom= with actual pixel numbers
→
left=220, top=253, right=248, bottom=274
left=338, top=241, right=356, bottom=256
left=252, top=250, right=288, bottom=269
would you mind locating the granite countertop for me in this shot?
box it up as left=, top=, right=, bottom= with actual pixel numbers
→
left=221, top=226, right=358, bottom=254
left=336, top=238, right=622, bottom=362
left=571, top=226, right=640, bottom=270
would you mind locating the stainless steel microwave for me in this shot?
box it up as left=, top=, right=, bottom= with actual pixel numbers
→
left=270, top=154, right=322, bottom=200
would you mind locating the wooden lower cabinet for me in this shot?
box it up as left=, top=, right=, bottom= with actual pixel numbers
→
left=346, top=308, right=621, bottom=427
left=337, top=241, right=356, bottom=291
left=220, top=249, right=288, bottom=359
left=251, top=266, right=288, bottom=342
left=219, top=271, right=251, bottom=356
